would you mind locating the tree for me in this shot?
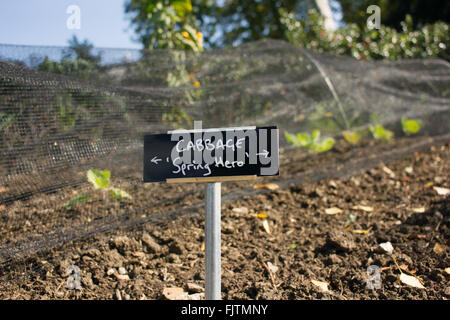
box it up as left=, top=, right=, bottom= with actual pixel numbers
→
left=38, top=36, right=101, bottom=79
left=336, top=0, right=450, bottom=30
left=125, top=0, right=332, bottom=48
left=63, top=35, right=101, bottom=64
left=125, top=0, right=204, bottom=50
left=217, top=0, right=317, bottom=46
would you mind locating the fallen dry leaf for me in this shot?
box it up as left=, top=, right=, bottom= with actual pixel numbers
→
left=253, top=183, right=279, bottom=191
left=412, top=207, right=426, bottom=213
left=163, top=287, right=188, bottom=300
left=311, top=280, right=329, bottom=292
left=114, top=273, right=130, bottom=281
left=0, top=187, right=7, bottom=193
left=352, top=229, right=370, bottom=234
left=325, top=207, right=343, bottom=215
left=352, top=205, right=374, bottom=212
left=404, top=166, right=413, bottom=174
left=200, top=241, right=205, bottom=252
left=444, top=267, right=450, bottom=275
left=232, top=207, right=249, bottom=214
left=0, top=204, right=6, bottom=211
left=262, top=219, right=271, bottom=234
left=379, top=242, right=394, bottom=254
left=433, top=243, right=446, bottom=255
left=433, top=186, right=450, bottom=196
left=256, top=212, right=267, bottom=219
left=267, top=262, right=279, bottom=274
left=382, top=165, right=396, bottom=178
left=407, top=233, right=426, bottom=240
left=132, top=252, right=145, bottom=258
left=424, top=182, right=434, bottom=188
left=399, top=273, right=425, bottom=289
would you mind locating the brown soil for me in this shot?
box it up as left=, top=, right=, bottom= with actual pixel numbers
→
left=0, top=137, right=448, bottom=300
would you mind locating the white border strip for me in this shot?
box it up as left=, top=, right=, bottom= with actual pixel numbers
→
left=168, top=126, right=256, bottom=134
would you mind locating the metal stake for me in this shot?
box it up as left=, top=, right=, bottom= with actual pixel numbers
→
left=205, top=182, right=221, bottom=300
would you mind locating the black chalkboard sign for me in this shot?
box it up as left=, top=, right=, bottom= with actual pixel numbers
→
left=144, top=126, right=279, bottom=183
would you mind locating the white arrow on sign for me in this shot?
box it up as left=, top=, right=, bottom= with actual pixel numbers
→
left=151, top=156, right=162, bottom=164
left=256, top=149, right=269, bottom=158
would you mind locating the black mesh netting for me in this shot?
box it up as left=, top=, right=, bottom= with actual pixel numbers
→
left=0, top=39, right=449, bottom=266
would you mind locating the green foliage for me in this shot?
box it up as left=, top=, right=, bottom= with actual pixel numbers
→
left=55, top=95, right=77, bottom=131
left=65, top=170, right=131, bottom=209
left=280, top=9, right=450, bottom=61
left=369, top=124, right=394, bottom=142
left=401, top=118, right=423, bottom=135
left=64, top=35, right=101, bottom=64
left=0, top=112, right=16, bottom=132
left=38, top=37, right=102, bottom=79
left=87, top=169, right=111, bottom=189
left=217, top=0, right=307, bottom=46
left=38, top=57, right=99, bottom=79
left=87, top=169, right=132, bottom=200
left=109, top=188, right=132, bottom=200
left=284, top=129, right=335, bottom=153
left=64, top=194, right=88, bottom=210
left=342, top=130, right=361, bottom=145
left=126, top=1, right=204, bottom=128
left=125, top=0, right=203, bottom=51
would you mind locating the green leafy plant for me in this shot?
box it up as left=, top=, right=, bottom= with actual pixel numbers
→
left=86, top=169, right=132, bottom=199
left=285, top=130, right=335, bottom=153
left=64, top=170, right=131, bottom=210
left=110, top=188, right=133, bottom=200
left=369, top=124, right=394, bottom=142
left=87, top=169, right=111, bottom=189
left=401, top=118, right=423, bottom=135
left=55, top=95, right=77, bottom=131
left=64, top=194, right=88, bottom=210
left=126, top=0, right=203, bottom=51
left=280, top=9, right=450, bottom=62
left=342, top=130, right=361, bottom=145
left=0, top=112, right=16, bottom=132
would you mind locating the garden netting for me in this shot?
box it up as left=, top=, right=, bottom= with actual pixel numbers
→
left=0, top=39, right=449, bottom=266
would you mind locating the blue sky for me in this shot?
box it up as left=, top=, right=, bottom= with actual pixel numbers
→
left=0, top=0, right=141, bottom=49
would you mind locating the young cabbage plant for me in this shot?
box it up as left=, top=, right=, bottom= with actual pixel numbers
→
left=401, top=118, right=423, bottom=135
left=285, top=130, right=334, bottom=153
left=64, top=169, right=131, bottom=210
left=87, top=169, right=132, bottom=200
left=370, top=124, right=394, bottom=142
left=342, top=130, right=361, bottom=145
left=64, top=194, right=88, bottom=210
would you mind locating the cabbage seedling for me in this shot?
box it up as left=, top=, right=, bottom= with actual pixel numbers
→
left=64, top=170, right=131, bottom=209
left=342, top=130, right=361, bottom=145
left=87, top=169, right=132, bottom=199
left=370, top=124, right=393, bottom=142
left=64, top=194, right=88, bottom=210
left=284, top=130, right=334, bottom=152
left=401, top=118, right=422, bottom=135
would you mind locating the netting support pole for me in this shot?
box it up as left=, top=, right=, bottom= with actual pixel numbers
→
left=205, top=182, right=221, bottom=300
